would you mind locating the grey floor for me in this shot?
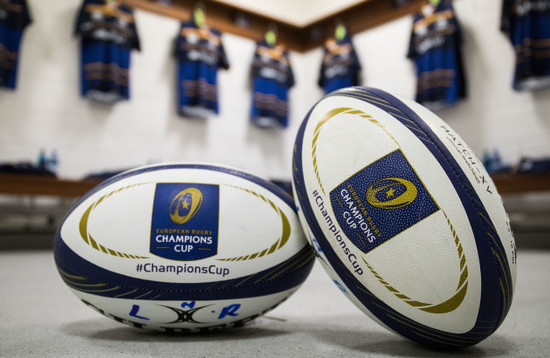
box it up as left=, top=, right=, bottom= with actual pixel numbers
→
left=1, top=245, right=549, bottom=358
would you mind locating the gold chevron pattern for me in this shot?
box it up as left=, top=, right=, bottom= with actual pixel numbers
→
left=78, top=183, right=150, bottom=259
left=217, top=185, right=291, bottom=262
left=363, top=210, right=468, bottom=314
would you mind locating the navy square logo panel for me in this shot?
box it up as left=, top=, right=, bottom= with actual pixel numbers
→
left=150, top=183, right=219, bottom=261
left=330, top=149, right=439, bottom=254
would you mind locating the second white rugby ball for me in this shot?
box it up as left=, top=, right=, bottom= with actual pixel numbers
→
left=292, top=87, right=516, bottom=348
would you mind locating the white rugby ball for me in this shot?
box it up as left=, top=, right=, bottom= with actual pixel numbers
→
left=54, top=163, right=314, bottom=332
left=292, top=87, right=516, bottom=348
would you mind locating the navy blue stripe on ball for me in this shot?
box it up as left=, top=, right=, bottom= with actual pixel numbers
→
left=292, top=87, right=513, bottom=348
left=54, top=236, right=314, bottom=301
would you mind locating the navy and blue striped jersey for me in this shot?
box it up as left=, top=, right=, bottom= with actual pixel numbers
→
left=0, top=0, right=31, bottom=89
left=250, top=41, right=295, bottom=128
left=501, top=0, right=550, bottom=91
left=75, top=0, right=140, bottom=103
left=318, top=35, right=361, bottom=94
left=174, top=21, right=229, bottom=117
left=407, top=1, right=466, bottom=110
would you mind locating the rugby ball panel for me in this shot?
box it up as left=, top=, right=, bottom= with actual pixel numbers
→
left=54, top=163, right=314, bottom=331
left=292, top=87, right=516, bottom=348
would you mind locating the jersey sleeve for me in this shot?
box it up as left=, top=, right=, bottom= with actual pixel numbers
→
left=217, top=37, right=230, bottom=70
left=13, top=0, right=32, bottom=29
left=351, top=43, right=361, bottom=86
left=407, top=15, right=419, bottom=60
left=318, top=47, right=327, bottom=88
left=0, top=0, right=32, bottom=29
left=285, top=50, right=295, bottom=88
left=125, top=6, right=140, bottom=51
left=74, top=0, right=91, bottom=36
left=500, top=0, right=514, bottom=36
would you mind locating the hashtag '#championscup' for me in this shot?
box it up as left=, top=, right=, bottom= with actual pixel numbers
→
left=136, top=263, right=230, bottom=277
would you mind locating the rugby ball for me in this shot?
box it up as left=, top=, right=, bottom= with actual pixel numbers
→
left=292, top=87, right=516, bottom=348
left=54, top=163, right=314, bottom=332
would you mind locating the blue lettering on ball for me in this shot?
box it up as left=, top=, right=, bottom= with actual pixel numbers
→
left=218, top=304, right=241, bottom=319
left=129, top=304, right=149, bottom=320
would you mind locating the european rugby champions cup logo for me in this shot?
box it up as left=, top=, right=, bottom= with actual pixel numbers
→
left=330, top=149, right=439, bottom=253
left=150, top=183, right=219, bottom=261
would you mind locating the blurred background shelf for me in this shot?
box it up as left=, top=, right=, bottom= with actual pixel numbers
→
left=491, top=173, right=550, bottom=194
left=0, top=173, right=102, bottom=198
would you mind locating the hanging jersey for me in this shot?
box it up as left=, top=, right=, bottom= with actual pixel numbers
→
left=318, top=35, right=361, bottom=94
left=250, top=41, right=295, bottom=128
left=407, top=1, right=466, bottom=111
left=75, top=0, right=140, bottom=103
left=174, top=21, right=229, bottom=117
left=501, top=0, right=550, bottom=91
left=0, top=0, right=31, bottom=89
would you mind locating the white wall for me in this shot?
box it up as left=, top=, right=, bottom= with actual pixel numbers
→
left=1, top=0, right=549, bottom=181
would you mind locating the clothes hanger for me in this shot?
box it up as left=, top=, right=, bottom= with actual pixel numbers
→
left=334, top=18, right=347, bottom=42
left=265, top=22, right=278, bottom=47
left=194, top=1, right=206, bottom=27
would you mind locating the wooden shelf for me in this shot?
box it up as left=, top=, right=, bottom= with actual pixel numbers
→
left=491, top=173, right=550, bottom=195
left=0, top=174, right=102, bottom=198
left=121, top=0, right=425, bottom=52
